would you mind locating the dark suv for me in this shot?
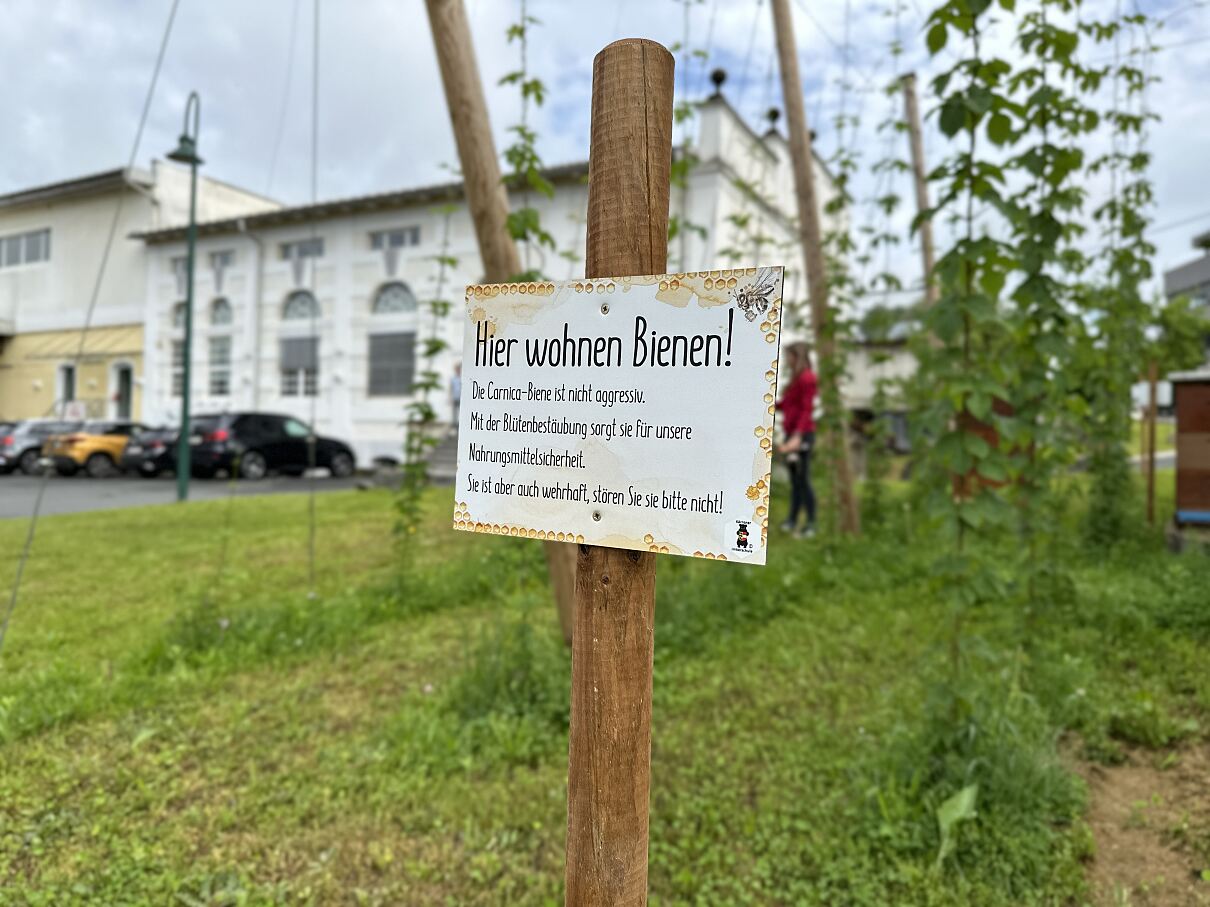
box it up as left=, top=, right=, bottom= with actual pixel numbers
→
left=186, top=413, right=356, bottom=480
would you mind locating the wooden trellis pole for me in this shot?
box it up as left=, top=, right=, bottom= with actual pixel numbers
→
left=769, top=0, right=861, bottom=535
left=563, top=38, right=672, bottom=907
left=901, top=72, right=938, bottom=308
left=424, top=0, right=577, bottom=645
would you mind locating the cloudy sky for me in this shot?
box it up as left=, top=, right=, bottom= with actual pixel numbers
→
left=5, top=0, right=1209, bottom=288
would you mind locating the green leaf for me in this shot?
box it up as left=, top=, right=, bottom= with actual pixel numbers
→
left=976, top=458, right=1007, bottom=483
left=927, top=23, right=948, bottom=55
left=939, top=98, right=966, bottom=137
left=987, top=113, right=1012, bottom=146
left=936, top=784, right=979, bottom=868
left=963, top=431, right=991, bottom=459
left=967, top=391, right=991, bottom=421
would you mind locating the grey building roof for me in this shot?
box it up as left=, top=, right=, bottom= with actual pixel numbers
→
left=0, top=167, right=153, bottom=210
left=133, top=161, right=591, bottom=245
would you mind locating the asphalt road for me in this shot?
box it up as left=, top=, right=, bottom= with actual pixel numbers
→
left=0, top=473, right=365, bottom=519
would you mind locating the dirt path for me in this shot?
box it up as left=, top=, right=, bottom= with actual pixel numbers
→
left=1077, top=744, right=1210, bottom=906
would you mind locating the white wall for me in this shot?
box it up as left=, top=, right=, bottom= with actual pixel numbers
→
left=0, top=163, right=280, bottom=337
left=150, top=160, right=281, bottom=229
left=141, top=96, right=855, bottom=465
left=0, top=185, right=155, bottom=335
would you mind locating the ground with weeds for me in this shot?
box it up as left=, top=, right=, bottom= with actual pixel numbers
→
left=1, top=478, right=1208, bottom=905
left=1077, top=743, right=1210, bottom=906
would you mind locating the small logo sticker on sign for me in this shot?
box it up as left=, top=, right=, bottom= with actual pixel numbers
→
left=730, top=519, right=755, bottom=557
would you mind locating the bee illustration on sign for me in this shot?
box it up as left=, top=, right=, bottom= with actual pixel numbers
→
left=731, top=268, right=778, bottom=322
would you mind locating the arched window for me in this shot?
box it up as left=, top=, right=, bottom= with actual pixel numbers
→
left=211, top=297, right=233, bottom=326
left=172, top=301, right=186, bottom=329
left=283, top=289, right=320, bottom=321
left=372, top=282, right=418, bottom=315
left=367, top=282, right=418, bottom=397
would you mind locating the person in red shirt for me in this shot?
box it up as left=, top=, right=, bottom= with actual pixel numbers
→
left=775, top=342, right=817, bottom=538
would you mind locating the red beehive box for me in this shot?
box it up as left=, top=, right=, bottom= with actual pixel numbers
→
left=1172, top=368, right=1210, bottom=527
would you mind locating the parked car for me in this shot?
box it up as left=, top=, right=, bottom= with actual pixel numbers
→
left=120, top=426, right=179, bottom=478
left=0, top=419, right=84, bottom=475
left=41, top=421, right=152, bottom=477
left=186, top=412, right=356, bottom=480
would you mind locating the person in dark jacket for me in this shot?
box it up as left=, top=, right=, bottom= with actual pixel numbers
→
left=775, top=342, right=817, bottom=538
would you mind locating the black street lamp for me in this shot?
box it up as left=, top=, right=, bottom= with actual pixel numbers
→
left=167, top=92, right=202, bottom=502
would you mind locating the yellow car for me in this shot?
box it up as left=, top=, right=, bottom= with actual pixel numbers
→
left=42, top=421, right=150, bottom=478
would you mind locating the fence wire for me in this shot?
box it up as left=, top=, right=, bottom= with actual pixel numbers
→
left=0, top=0, right=183, bottom=659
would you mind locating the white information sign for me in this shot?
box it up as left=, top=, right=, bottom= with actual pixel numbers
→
left=63, top=401, right=89, bottom=421
left=452, top=267, right=784, bottom=565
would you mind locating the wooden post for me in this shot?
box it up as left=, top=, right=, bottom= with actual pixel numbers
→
left=901, top=72, right=938, bottom=308
left=564, top=38, right=671, bottom=907
left=769, top=0, right=861, bottom=535
left=425, top=0, right=577, bottom=645
left=1147, top=358, right=1158, bottom=525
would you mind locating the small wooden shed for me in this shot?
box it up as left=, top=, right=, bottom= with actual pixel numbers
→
left=1172, top=367, right=1210, bottom=527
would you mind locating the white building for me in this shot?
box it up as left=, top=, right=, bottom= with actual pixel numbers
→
left=0, top=163, right=277, bottom=421
left=136, top=88, right=835, bottom=465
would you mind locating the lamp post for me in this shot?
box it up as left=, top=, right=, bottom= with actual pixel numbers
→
left=167, top=92, right=202, bottom=502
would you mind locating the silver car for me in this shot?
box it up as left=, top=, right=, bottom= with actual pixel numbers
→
left=0, top=419, right=83, bottom=475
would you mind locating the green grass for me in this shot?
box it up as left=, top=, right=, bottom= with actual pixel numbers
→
left=1130, top=417, right=1176, bottom=454
left=1, top=478, right=1208, bottom=904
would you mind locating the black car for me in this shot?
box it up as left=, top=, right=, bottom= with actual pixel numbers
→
left=120, top=426, right=179, bottom=478
left=185, top=412, right=356, bottom=480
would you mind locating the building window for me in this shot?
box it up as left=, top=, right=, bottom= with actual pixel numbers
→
left=171, top=341, right=185, bottom=397
left=172, top=302, right=187, bottom=329
left=58, top=363, right=76, bottom=402
left=282, top=289, right=320, bottom=321
left=209, top=336, right=232, bottom=396
left=280, top=237, right=324, bottom=260
left=0, top=229, right=50, bottom=269
left=372, top=281, right=419, bottom=315
left=211, top=297, right=233, bottom=326
left=370, top=227, right=420, bottom=250
left=280, top=336, right=318, bottom=397
left=210, top=250, right=235, bottom=269
left=368, top=332, right=417, bottom=397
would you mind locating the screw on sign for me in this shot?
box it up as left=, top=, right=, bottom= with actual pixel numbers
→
left=448, top=40, right=785, bottom=905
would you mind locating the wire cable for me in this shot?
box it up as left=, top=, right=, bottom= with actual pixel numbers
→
left=1152, top=209, right=1210, bottom=235
left=265, top=0, right=303, bottom=197
left=692, top=0, right=720, bottom=100
left=306, top=0, right=321, bottom=597
left=791, top=0, right=882, bottom=91
left=1, top=0, right=183, bottom=659
left=612, top=0, right=627, bottom=40
left=736, top=0, right=765, bottom=111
